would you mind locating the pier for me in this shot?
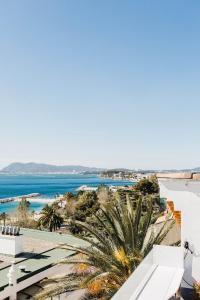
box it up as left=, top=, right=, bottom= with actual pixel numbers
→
left=0, top=193, right=40, bottom=204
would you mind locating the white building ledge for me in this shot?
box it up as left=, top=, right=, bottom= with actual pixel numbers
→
left=112, top=245, right=184, bottom=300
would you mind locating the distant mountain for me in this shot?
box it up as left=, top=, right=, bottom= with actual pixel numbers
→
left=2, top=162, right=200, bottom=175
left=191, top=167, right=200, bottom=172
left=0, top=163, right=105, bottom=174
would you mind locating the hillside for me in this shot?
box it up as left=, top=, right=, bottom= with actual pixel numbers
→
left=0, top=163, right=105, bottom=174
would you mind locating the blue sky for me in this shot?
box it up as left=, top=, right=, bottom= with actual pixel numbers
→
left=0, top=0, right=200, bottom=169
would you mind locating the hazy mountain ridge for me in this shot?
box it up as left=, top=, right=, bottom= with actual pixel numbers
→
left=0, top=163, right=106, bottom=174
left=1, top=163, right=200, bottom=174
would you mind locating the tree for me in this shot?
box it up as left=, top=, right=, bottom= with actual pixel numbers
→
left=63, top=192, right=77, bottom=218
left=97, top=185, right=113, bottom=204
left=17, top=197, right=30, bottom=226
left=64, top=192, right=74, bottom=200
left=0, top=212, right=8, bottom=226
left=68, top=191, right=100, bottom=235
left=134, top=175, right=159, bottom=195
left=33, top=195, right=172, bottom=300
left=38, top=204, right=63, bottom=232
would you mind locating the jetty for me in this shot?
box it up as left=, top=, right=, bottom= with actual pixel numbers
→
left=0, top=193, right=40, bottom=204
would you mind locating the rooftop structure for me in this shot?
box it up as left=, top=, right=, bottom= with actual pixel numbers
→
left=159, top=178, right=200, bottom=289
left=111, top=175, right=200, bottom=300
left=0, top=228, right=87, bottom=300
left=0, top=226, right=23, bottom=257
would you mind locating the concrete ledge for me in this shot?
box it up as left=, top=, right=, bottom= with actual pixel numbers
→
left=157, top=172, right=200, bottom=180
left=157, top=172, right=192, bottom=179
left=192, top=173, right=200, bottom=180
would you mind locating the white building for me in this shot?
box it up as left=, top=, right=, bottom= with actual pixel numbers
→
left=159, top=178, right=200, bottom=290
left=112, top=174, right=200, bottom=300
left=0, top=228, right=87, bottom=300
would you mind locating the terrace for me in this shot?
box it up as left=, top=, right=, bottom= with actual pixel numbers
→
left=112, top=174, right=200, bottom=300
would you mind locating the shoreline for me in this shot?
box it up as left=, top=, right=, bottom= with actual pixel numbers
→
left=0, top=197, right=54, bottom=215
left=14, top=197, right=54, bottom=204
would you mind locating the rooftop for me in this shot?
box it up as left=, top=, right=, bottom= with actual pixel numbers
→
left=0, top=228, right=87, bottom=291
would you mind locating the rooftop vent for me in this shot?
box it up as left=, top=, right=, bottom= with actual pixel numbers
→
left=0, top=226, right=20, bottom=236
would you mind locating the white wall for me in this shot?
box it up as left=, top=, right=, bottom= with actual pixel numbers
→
left=159, top=180, right=200, bottom=287
left=111, top=249, right=154, bottom=300
left=112, top=245, right=183, bottom=300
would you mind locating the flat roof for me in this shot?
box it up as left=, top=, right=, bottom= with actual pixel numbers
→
left=0, top=229, right=87, bottom=290
left=21, top=228, right=87, bottom=247
left=159, top=179, right=200, bottom=196
left=0, top=247, right=69, bottom=290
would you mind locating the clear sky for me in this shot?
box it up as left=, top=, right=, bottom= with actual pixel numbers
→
left=0, top=0, right=200, bottom=170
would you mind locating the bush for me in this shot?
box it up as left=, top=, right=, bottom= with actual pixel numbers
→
left=134, top=175, right=159, bottom=195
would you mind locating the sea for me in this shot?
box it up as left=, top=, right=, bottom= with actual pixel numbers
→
left=0, top=174, right=133, bottom=213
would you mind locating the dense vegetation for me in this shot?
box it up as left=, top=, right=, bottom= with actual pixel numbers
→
left=134, top=175, right=159, bottom=195
left=34, top=189, right=170, bottom=300
left=64, top=176, right=162, bottom=237
left=33, top=176, right=171, bottom=300
left=68, top=191, right=100, bottom=234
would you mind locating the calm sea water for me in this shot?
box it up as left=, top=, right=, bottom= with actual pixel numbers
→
left=0, top=174, right=133, bottom=213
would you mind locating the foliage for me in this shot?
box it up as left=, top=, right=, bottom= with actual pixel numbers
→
left=134, top=175, right=159, bottom=195
left=64, top=192, right=77, bottom=218
left=69, top=191, right=100, bottom=235
left=17, top=197, right=31, bottom=226
left=0, top=212, right=9, bottom=226
left=194, top=281, right=200, bottom=299
left=97, top=185, right=113, bottom=204
left=34, top=195, right=172, bottom=300
left=65, top=192, right=74, bottom=200
left=18, top=197, right=30, bottom=211
left=38, top=204, right=63, bottom=232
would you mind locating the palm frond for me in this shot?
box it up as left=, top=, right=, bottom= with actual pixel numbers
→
left=34, top=193, right=172, bottom=300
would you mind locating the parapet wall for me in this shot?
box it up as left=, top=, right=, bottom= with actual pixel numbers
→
left=157, top=172, right=200, bottom=180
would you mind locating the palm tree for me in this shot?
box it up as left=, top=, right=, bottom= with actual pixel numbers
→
left=34, top=196, right=172, bottom=300
left=38, top=204, right=63, bottom=232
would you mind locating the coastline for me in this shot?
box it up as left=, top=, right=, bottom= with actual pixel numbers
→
left=14, top=197, right=54, bottom=204
left=0, top=193, right=40, bottom=204
left=0, top=195, right=55, bottom=214
left=0, top=174, right=134, bottom=213
left=98, top=175, right=137, bottom=182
